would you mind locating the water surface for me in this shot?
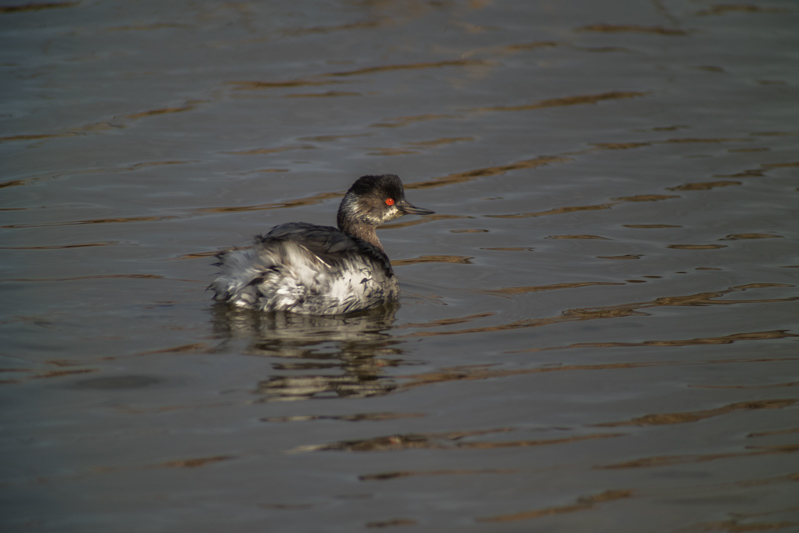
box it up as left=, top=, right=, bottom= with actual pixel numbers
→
left=2, top=1, right=798, bottom=531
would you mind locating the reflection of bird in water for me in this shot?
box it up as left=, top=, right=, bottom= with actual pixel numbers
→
left=211, top=302, right=402, bottom=402
left=211, top=174, right=434, bottom=315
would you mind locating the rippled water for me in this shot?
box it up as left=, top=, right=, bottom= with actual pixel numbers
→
left=2, top=1, right=798, bottom=531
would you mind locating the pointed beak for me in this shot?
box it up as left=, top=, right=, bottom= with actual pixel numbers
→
left=397, top=200, right=435, bottom=216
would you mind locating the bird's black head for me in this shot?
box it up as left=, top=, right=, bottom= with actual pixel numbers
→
left=338, top=174, right=434, bottom=230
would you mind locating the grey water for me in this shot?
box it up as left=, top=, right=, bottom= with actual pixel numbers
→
left=1, top=1, right=798, bottom=531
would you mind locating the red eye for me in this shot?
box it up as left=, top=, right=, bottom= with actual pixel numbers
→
left=385, top=198, right=395, bottom=206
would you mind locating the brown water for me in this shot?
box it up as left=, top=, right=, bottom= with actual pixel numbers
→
left=2, top=1, right=798, bottom=531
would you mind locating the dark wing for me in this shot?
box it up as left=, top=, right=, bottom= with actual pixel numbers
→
left=260, top=222, right=393, bottom=275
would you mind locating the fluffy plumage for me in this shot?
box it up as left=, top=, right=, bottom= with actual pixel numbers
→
left=210, top=175, right=433, bottom=315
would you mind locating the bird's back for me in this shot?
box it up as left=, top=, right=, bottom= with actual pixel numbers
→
left=211, top=222, right=399, bottom=315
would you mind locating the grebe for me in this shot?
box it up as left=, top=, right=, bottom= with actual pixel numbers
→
left=210, top=174, right=434, bottom=315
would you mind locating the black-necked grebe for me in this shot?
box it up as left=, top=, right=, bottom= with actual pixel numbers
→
left=211, top=174, right=434, bottom=315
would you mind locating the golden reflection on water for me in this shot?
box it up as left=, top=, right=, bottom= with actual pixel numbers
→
left=324, top=59, right=490, bottom=77
left=539, top=330, right=798, bottom=352
left=290, top=427, right=622, bottom=453
left=576, top=24, right=691, bottom=35
left=405, top=155, right=572, bottom=190
left=223, top=143, right=316, bottom=155
left=0, top=3, right=78, bottom=13
left=666, top=180, right=741, bottom=191
left=124, top=105, right=196, bottom=120
left=198, top=190, right=342, bottom=214
left=697, top=5, right=791, bottom=16
left=595, top=399, right=797, bottom=427
left=359, top=467, right=516, bottom=482
left=0, top=241, right=118, bottom=250
left=470, top=90, right=647, bottom=113
left=392, top=254, right=473, bottom=266
left=229, top=59, right=489, bottom=90
left=285, top=91, right=361, bottom=98
left=480, top=281, right=623, bottom=297
left=477, top=489, right=633, bottom=523
left=597, top=443, right=799, bottom=470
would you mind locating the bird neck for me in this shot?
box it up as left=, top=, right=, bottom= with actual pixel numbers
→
left=337, top=193, right=386, bottom=253
left=339, top=220, right=384, bottom=253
